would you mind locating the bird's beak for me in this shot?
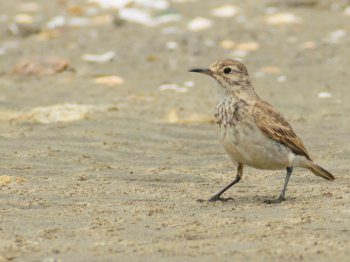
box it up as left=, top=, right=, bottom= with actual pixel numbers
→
left=188, top=68, right=213, bottom=76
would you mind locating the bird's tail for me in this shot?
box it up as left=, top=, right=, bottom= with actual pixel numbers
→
left=307, top=161, right=335, bottom=181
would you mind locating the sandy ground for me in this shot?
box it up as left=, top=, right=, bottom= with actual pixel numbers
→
left=0, top=0, right=350, bottom=261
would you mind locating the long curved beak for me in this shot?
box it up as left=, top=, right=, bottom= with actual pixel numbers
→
left=188, top=68, right=213, bottom=76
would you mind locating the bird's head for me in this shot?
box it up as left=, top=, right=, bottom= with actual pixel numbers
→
left=189, top=59, right=253, bottom=96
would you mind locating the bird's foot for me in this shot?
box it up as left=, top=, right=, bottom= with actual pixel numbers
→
left=263, top=196, right=286, bottom=204
left=197, top=194, right=234, bottom=203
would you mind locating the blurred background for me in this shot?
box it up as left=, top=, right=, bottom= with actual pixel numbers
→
left=1, top=1, right=350, bottom=261
left=0, top=0, right=349, bottom=123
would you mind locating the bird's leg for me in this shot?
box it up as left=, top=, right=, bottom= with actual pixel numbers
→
left=197, top=164, right=243, bottom=202
left=264, top=166, right=293, bottom=204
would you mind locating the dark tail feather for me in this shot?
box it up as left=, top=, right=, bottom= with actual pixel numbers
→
left=307, top=161, right=335, bottom=181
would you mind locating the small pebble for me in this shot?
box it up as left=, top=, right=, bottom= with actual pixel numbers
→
left=277, top=76, right=286, bottom=82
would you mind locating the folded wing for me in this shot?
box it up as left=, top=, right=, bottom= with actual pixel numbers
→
left=253, top=100, right=311, bottom=161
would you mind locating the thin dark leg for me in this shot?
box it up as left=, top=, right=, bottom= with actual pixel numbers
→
left=280, top=166, right=293, bottom=199
left=197, top=164, right=243, bottom=202
left=265, top=166, right=293, bottom=204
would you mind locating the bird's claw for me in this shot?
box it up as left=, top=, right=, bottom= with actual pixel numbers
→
left=263, top=196, right=286, bottom=204
left=197, top=194, right=234, bottom=203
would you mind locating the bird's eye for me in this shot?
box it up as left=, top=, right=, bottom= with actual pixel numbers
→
left=224, top=68, right=231, bottom=74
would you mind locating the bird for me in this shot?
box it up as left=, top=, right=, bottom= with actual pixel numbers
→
left=188, top=59, right=334, bottom=203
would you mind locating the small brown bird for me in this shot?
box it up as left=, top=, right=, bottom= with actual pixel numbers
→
left=189, top=59, right=334, bottom=203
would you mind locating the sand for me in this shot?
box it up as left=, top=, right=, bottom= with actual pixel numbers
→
left=0, top=0, right=349, bottom=261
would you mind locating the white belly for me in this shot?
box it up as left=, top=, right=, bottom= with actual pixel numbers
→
left=217, top=120, right=294, bottom=170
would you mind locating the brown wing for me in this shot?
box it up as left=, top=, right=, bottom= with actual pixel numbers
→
left=253, top=100, right=311, bottom=160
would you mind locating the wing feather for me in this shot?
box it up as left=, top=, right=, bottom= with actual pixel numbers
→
left=253, top=100, right=311, bottom=160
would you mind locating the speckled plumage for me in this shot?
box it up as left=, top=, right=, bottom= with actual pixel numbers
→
left=189, top=59, right=334, bottom=203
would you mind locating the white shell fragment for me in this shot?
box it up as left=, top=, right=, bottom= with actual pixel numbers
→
left=0, top=103, right=114, bottom=124
left=318, top=92, right=332, bottom=98
left=323, top=29, right=346, bottom=43
left=155, top=14, right=182, bottom=24
left=87, top=0, right=168, bottom=10
left=159, top=84, right=179, bottom=91
left=93, top=76, right=124, bottom=86
left=84, top=1, right=178, bottom=27
left=47, top=16, right=65, bottom=29
left=144, top=0, right=169, bottom=10
left=47, top=15, right=114, bottom=28
left=329, top=29, right=346, bottom=38
left=210, top=5, right=238, bottom=18
left=14, top=14, right=34, bottom=24
left=277, top=76, right=286, bottom=82
left=29, top=104, right=103, bottom=123
left=86, top=0, right=127, bottom=9
left=187, top=17, right=212, bottom=31
left=230, top=50, right=248, bottom=57
left=159, top=84, right=188, bottom=92
left=8, top=23, right=19, bottom=35
left=345, top=6, right=350, bottom=15
left=264, top=13, right=302, bottom=25
left=82, top=51, right=115, bottom=62
left=118, top=8, right=180, bottom=27
left=184, top=81, right=194, bottom=87
left=119, top=8, right=156, bottom=27
left=166, top=41, right=179, bottom=49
